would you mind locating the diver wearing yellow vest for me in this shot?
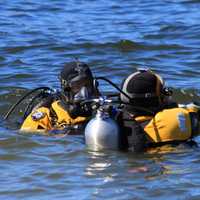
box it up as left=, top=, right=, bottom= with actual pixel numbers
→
left=118, top=69, right=200, bottom=151
left=21, top=61, right=99, bottom=133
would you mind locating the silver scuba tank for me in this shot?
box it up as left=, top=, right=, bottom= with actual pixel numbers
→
left=85, top=105, right=119, bottom=150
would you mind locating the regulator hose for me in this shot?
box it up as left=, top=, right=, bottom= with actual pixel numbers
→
left=23, top=90, right=49, bottom=120
left=95, top=77, right=155, bottom=115
left=3, top=87, right=54, bottom=120
left=95, top=77, right=131, bottom=100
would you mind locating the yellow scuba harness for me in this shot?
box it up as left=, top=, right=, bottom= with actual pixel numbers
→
left=133, top=105, right=199, bottom=143
left=20, top=100, right=87, bottom=132
left=51, top=101, right=86, bottom=127
left=20, top=107, right=52, bottom=131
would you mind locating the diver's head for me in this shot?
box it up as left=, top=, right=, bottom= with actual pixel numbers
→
left=120, top=68, right=172, bottom=112
left=59, top=61, right=99, bottom=102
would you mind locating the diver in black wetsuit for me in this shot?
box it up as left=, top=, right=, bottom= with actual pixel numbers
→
left=117, top=69, right=200, bottom=152
left=21, top=61, right=99, bottom=132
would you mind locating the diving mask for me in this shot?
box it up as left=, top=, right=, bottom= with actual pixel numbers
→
left=73, top=86, right=90, bottom=102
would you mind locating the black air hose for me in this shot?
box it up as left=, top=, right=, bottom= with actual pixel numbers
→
left=3, top=87, right=54, bottom=120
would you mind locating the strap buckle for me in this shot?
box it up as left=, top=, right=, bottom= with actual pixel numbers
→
left=144, top=93, right=153, bottom=98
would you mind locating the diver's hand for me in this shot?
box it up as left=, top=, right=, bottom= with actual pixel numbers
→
left=68, top=102, right=93, bottom=119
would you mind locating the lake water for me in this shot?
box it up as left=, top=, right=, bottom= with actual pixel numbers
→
left=1, top=0, right=200, bottom=199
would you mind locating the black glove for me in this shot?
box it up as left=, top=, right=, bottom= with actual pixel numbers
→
left=67, top=102, right=93, bottom=119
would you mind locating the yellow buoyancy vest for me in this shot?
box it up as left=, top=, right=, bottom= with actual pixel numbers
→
left=20, top=107, right=52, bottom=131
left=20, top=100, right=87, bottom=132
left=135, top=106, right=198, bottom=143
left=51, top=101, right=86, bottom=126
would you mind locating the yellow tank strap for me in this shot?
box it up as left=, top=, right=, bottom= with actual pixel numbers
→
left=20, top=107, right=52, bottom=132
left=134, top=115, right=153, bottom=123
left=51, top=101, right=87, bottom=125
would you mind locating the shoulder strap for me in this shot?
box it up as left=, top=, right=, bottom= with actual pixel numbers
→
left=116, top=111, right=147, bottom=152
